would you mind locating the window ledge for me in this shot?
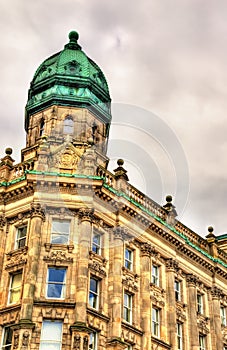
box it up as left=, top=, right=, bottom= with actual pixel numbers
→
left=44, top=243, right=74, bottom=253
left=121, top=321, right=143, bottom=336
left=87, top=307, right=110, bottom=322
left=6, top=246, right=28, bottom=259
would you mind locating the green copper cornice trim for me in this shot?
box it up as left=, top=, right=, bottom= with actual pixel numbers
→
left=0, top=176, right=26, bottom=187
left=25, top=170, right=103, bottom=180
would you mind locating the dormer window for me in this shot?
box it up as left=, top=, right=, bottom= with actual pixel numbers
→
left=63, top=116, right=74, bottom=134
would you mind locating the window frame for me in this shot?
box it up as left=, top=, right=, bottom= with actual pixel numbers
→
left=15, top=225, right=27, bottom=250
left=152, top=307, right=160, bottom=338
left=89, top=277, right=100, bottom=310
left=89, top=331, right=98, bottom=350
left=92, top=231, right=101, bottom=255
left=124, top=248, right=133, bottom=271
left=123, top=292, right=133, bottom=324
left=177, top=322, right=183, bottom=350
left=39, top=320, right=63, bottom=350
left=174, top=280, right=181, bottom=301
left=199, top=334, right=206, bottom=350
left=51, top=219, right=70, bottom=244
left=8, top=271, right=22, bottom=305
left=46, top=267, right=66, bottom=300
left=221, top=306, right=227, bottom=326
left=151, top=264, right=159, bottom=286
left=197, top=293, right=203, bottom=314
left=1, top=326, right=13, bottom=350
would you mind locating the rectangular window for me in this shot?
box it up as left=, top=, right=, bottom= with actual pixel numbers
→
left=221, top=306, right=227, bottom=326
left=1, top=326, right=13, bottom=350
left=51, top=220, right=70, bottom=244
left=177, top=323, right=183, bottom=350
left=152, top=307, right=160, bottom=337
left=123, top=292, right=132, bottom=323
left=8, top=272, right=22, bottom=304
left=175, top=280, right=181, bottom=301
left=92, top=233, right=101, bottom=255
left=152, top=265, right=159, bottom=286
left=89, top=332, right=97, bottom=350
left=39, top=320, right=63, bottom=350
left=15, top=226, right=27, bottom=249
left=125, top=248, right=133, bottom=270
left=89, top=278, right=99, bottom=310
left=199, top=335, right=206, bottom=350
left=197, top=294, right=203, bottom=314
left=46, top=268, right=66, bottom=299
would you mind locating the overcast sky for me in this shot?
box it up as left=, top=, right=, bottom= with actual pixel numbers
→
left=0, top=0, right=227, bottom=237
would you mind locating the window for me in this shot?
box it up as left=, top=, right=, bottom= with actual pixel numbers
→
left=40, top=119, right=45, bottom=137
left=197, top=294, right=203, bottom=314
left=123, top=292, right=132, bottom=323
left=177, top=323, right=183, bottom=350
left=63, top=116, right=74, bottom=134
left=46, top=268, right=66, bottom=299
left=221, top=306, right=227, bottom=326
left=15, top=226, right=27, bottom=249
left=152, top=307, right=160, bottom=337
left=175, top=280, right=181, bottom=301
left=152, top=265, right=159, bottom=286
left=199, top=335, right=206, bottom=350
left=89, top=278, right=99, bottom=310
left=8, top=272, right=22, bottom=304
left=89, top=332, right=97, bottom=350
left=92, top=233, right=101, bottom=255
left=1, top=326, right=13, bottom=349
left=125, top=248, right=133, bottom=270
left=40, top=320, right=63, bottom=350
left=51, top=220, right=70, bottom=244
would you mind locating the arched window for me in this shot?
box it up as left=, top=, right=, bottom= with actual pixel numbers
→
left=63, top=116, right=74, bottom=134
left=40, top=119, right=45, bottom=137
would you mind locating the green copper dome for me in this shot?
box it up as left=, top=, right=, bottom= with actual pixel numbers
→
left=25, top=31, right=111, bottom=130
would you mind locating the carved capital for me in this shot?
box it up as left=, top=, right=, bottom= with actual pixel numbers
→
left=0, top=214, right=6, bottom=229
left=113, top=226, right=128, bottom=241
left=165, top=258, right=179, bottom=272
left=186, top=273, right=198, bottom=286
left=211, top=286, right=223, bottom=299
left=140, top=242, right=156, bottom=257
left=78, top=208, right=95, bottom=222
left=30, top=203, right=45, bottom=221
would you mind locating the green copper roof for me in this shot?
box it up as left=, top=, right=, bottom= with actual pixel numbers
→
left=25, top=31, right=111, bottom=130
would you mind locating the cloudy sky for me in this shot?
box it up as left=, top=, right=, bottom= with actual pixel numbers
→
left=0, top=0, right=227, bottom=237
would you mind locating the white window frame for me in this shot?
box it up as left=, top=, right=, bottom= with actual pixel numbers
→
left=221, top=306, right=227, bottom=326
left=152, top=265, right=159, bottom=286
left=197, top=293, right=203, bottom=314
left=89, top=277, right=100, bottom=310
left=8, top=272, right=22, bottom=305
left=92, top=231, right=101, bottom=255
left=123, top=292, right=133, bottom=324
left=177, top=322, right=183, bottom=350
left=1, top=326, right=13, bottom=349
left=125, top=248, right=133, bottom=271
left=152, top=307, right=160, bottom=338
left=46, top=267, right=66, bottom=299
left=51, top=219, right=70, bottom=244
left=15, top=225, right=27, bottom=249
left=39, top=320, right=63, bottom=350
left=175, top=280, right=181, bottom=301
left=199, top=334, right=206, bottom=350
left=89, top=332, right=98, bottom=350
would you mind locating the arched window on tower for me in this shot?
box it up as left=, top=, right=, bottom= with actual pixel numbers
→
left=39, top=119, right=45, bottom=137
left=63, top=116, right=74, bottom=134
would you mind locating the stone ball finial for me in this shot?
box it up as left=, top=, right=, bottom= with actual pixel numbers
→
left=5, top=147, right=13, bottom=155
left=166, top=195, right=172, bottom=203
left=208, top=226, right=214, bottom=233
left=117, top=159, right=124, bottom=166
left=69, top=31, right=79, bottom=42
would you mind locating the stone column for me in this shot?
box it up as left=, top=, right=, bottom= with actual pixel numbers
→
left=211, top=286, right=223, bottom=350
left=0, top=214, right=7, bottom=276
left=140, top=243, right=152, bottom=350
left=71, top=208, right=95, bottom=350
left=186, top=274, right=199, bottom=350
left=107, top=226, right=127, bottom=350
left=166, top=258, right=178, bottom=349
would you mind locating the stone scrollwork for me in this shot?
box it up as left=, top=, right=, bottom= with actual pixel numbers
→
left=140, top=242, right=157, bottom=257
left=88, top=260, right=106, bottom=277
left=43, top=250, right=73, bottom=264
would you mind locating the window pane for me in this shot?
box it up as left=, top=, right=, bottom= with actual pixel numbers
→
left=47, top=268, right=66, bottom=299
left=51, top=220, right=70, bottom=244
left=40, top=321, right=62, bottom=350
left=63, top=117, right=74, bottom=134
left=48, top=268, right=66, bottom=283
left=9, top=273, right=22, bottom=304
left=2, top=327, right=13, bottom=349
left=90, top=279, right=98, bottom=293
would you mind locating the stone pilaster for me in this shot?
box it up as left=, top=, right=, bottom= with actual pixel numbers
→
left=20, top=203, right=45, bottom=322
left=74, top=208, right=94, bottom=324
left=210, top=286, right=223, bottom=350
left=140, top=243, right=153, bottom=350
left=166, top=258, right=178, bottom=349
left=0, top=213, right=7, bottom=276
left=186, top=274, right=199, bottom=349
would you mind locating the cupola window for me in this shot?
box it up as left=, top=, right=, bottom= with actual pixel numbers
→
left=63, top=116, right=74, bottom=134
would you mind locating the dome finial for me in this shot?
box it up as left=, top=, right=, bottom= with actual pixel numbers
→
left=65, top=30, right=81, bottom=50
left=69, top=31, right=79, bottom=42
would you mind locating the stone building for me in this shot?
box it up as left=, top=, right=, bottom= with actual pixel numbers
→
left=0, top=31, right=227, bottom=350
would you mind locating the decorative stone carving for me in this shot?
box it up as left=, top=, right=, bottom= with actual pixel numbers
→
left=30, top=203, right=45, bottom=221
left=140, top=242, right=157, bottom=257
left=78, top=208, right=95, bottom=222
left=211, top=286, right=223, bottom=299
left=165, top=258, right=179, bottom=272
left=197, top=315, right=210, bottom=334
left=13, top=332, right=19, bottom=349
left=150, top=287, right=165, bottom=307
left=73, top=334, right=81, bottom=350
left=83, top=336, right=88, bottom=350
left=88, top=260, right=106, bottom=276
left=113, top=226, right=128, bottom=240
left=22, top=331, right=29, bottom=347
left=186, top=274, right=198, bottom=286
left=0, top=214, right=6, bottom=229
left=122, top=273, right=138, bottom=292
left=43, top=250, right=73, bottom=263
